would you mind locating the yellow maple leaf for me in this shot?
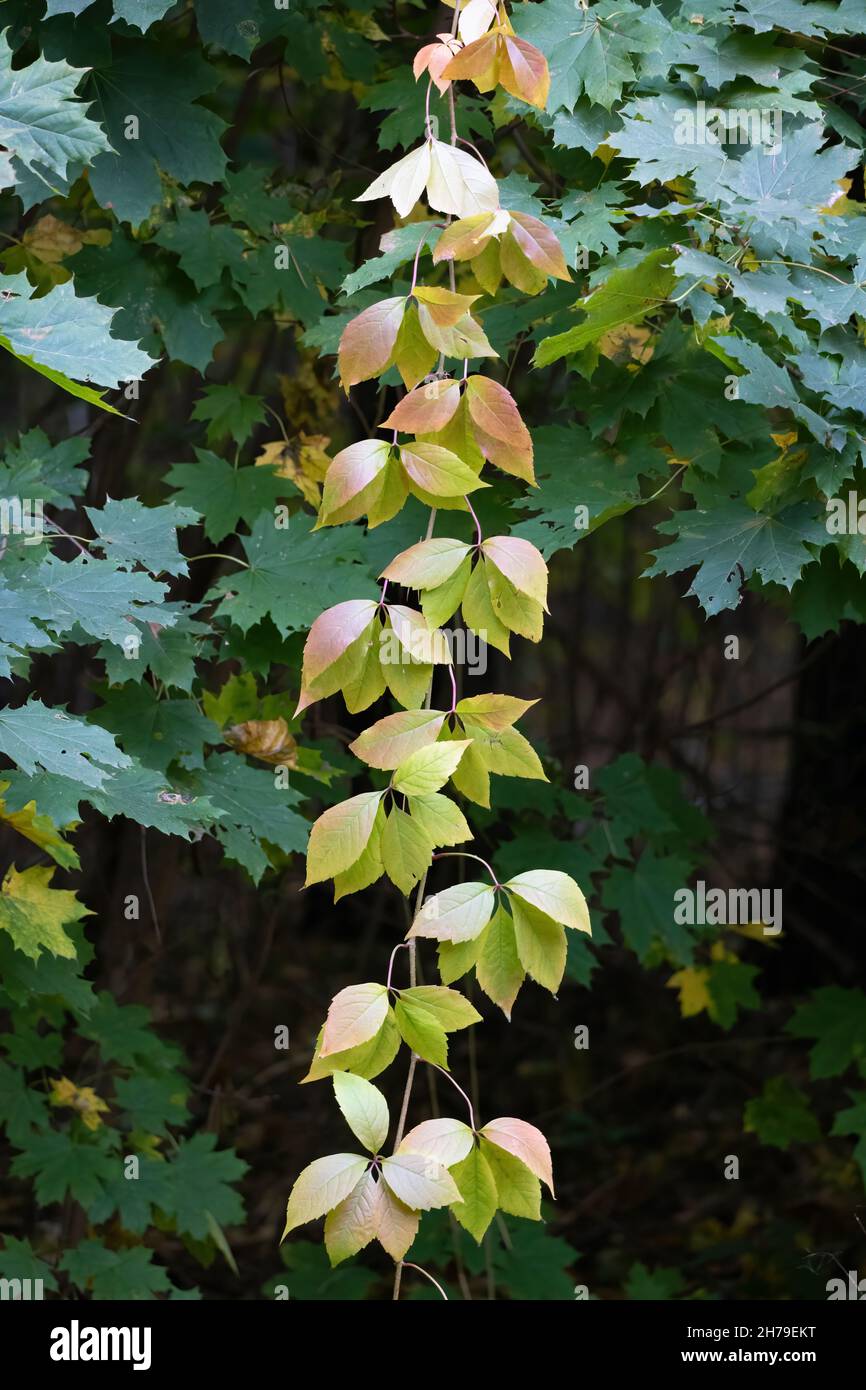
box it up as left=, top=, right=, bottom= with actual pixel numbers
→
left=667, top=965, right=712, bottom=1018
left=49, top=1076, right=110, bottom=1131
left=0, top=865, right=90, bottom=962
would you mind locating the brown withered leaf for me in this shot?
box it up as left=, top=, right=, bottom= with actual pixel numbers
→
left=224, top=719, right=299, bottom=767
left=23, top=215, right=110, bottom=264
left=255, top=437, right=329, bottom=506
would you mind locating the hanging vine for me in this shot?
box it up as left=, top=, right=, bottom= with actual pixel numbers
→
left=283, top=0, right=591, bottom=1297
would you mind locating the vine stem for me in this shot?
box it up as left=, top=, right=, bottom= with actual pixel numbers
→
left=432, top=850, right=499, bottom=887
left=465, top=492, right=483, bottom=545
left=386, top=940, right=409, bottom=990
left=429, top=1062, right=476, bottom=1130
left=403, top=1263, right=449, bottom=1300
left=392, top=501, right=439, bottom=1302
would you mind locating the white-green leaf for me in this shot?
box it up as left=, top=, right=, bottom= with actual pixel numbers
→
left=282, top=1153, right=369, bottom=1238
left=332, top=1072, right=389, bottom=1154
left=409, top=881, right=497, bottom=943
left=380, top=1153, right=462, bottom=1210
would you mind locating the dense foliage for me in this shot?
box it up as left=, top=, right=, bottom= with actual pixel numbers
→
left=0, top=0, right=864, bottom=1300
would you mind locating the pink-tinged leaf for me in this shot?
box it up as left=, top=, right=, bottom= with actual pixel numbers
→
left=350, top=709, right=446, bottom=770
left=480, top=1117, right=554, bottom=1194
left=466, top=376, right=534, bottom=482
left=319, top=439, right=391, bottom=522
left=381, top=379, right=461, bottom=434
left=282, top=1153, right=369, bottom=1238
left=338, top=296, right=406, bottom=389
left=374, top=1182, right=419, bottom=1260
left=412, top=284, right=481, bottom=327
left=398, top=1118, right=476, bottom=1166
left=481, top=535, right=548, bottom=608
left=323, top=1169, right=381, bottom=1265
left=387, top=603, right=451, bottom=665
left=471, top=421, right=535, bottom=485
left=296, top=599, right=379, bottom=713
left=382, top=537, right=473, bottom=590
left=508, top=212, right=571, bottom=281
left=501, top=36, right=550, bottom=110
left=408, top=881, right=497, bottom=943
left=504, top=868, right=591, bottom=932
left=413, top=39, right=459, bottom=94
left=380, top=1152, right=462, bottom=1209
left=321, top=982, right=390, bottom=1057
left=465, top=376, right=531, bottom=449
left=306, top=789, right=385, bottom=885
left=432, top=211, right=500, bottom=264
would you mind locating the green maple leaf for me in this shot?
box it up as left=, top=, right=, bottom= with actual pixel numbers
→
left=221, top=166, right=296, bottom=236
left=0, top=918, right=95, bottom=1015
left=61, top=1241, right=172, bottom=1300
left=90, top=684, right=219, bottom=773
left=80, top=993, right=184, bottom=1070
left=194, top=0, right=291, bottom=60
left=0, top=272, right=156, bottom=401
left=0, top=33, right=112, bottom=191
left=787, top=987, right=866, bottom=1079
left=154, top=206, right=247, bottom=292
left=113, top=1074, right=189, bottom=1135
left=0, top=1061, right=51, bottom=1143
left=0, top=582, right=56, bottom=679
left=70, top=233, right=228, bottom=373
left=0, top=759, right=218, bottom=839
left=708, top=336, right=839, bottom=445
left=191, top=385, right=267, bottom=447
left=100, top=603, right=212, bottom=691
left=560, top=186, right=627, bottom=256
left=232, top=237, right=348, bottom=325
left=0, top=1236, right=59, bottom=1293
left=625, top=1261, right=685, bottom=1300
left=86, top=497, right=200, bottom=577
left=515, top=0, right=645, bottom=111
left=88, top=45, right=229, bottom=226
left=735, top=0, right=863, bottom=38
left=602, top=850, right=697, bottom=964
left=11, top=1130, right=116, bottom=1207
left=0, top=701, right=131, bottom=789
left=87, top=1159, right=175, bottom=1235
left=0, top=864, right=89, bottom=963
left=162, top=1133, right=247, bottom=1240
left=1, top=428, right=89, bottom=509
left=647, top=499, right=827, bottom=615
left=549, top=101, right=619, bottom=155
left=45, top=0, right=174, bottom=22
left=493, top=1221, right=579, bottom=1301
left=831, top=1092, right=866, bottom=1186
left=706, top=961, right=761, bottom=1030
left=208, top=513, right=377, bottom=636
left=191, top=752, right=309, bottom=882
left=717, top=123, right=856, bottom=241
left=18, top=553, right=170, bottom=644
left=511, top=426, right=649, bottom=557
left=744, top=1076, right=821, bottom=1150
left=166, top=449, right=286, bottom=543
